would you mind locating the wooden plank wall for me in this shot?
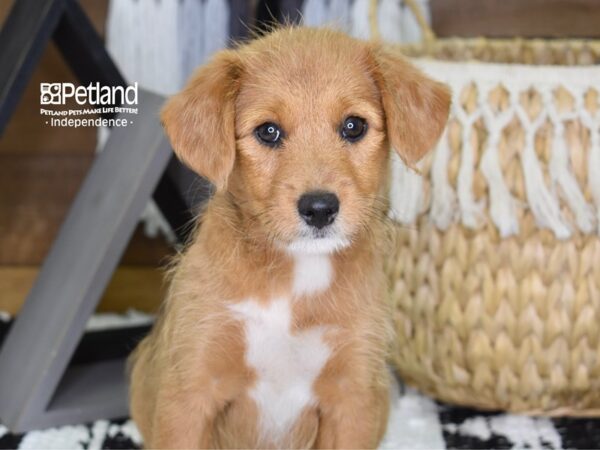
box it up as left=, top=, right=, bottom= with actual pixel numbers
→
left=431, top=0, right=600, bottom=38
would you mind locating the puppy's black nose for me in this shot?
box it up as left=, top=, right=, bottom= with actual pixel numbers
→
left=297, top=191, right=339, bottom=229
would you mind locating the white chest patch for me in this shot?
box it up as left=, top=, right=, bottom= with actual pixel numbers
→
left=292, top=253, right=333, bottom=297
left=229, top=298, right=331, bottom=442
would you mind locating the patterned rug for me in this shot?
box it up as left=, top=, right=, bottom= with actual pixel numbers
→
left=1, top=313, right=599, bottom=449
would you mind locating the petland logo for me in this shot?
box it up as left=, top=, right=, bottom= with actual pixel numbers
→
left=40, top=82, right=138, bottom=106
left=40, top=82, right=138, bottom=128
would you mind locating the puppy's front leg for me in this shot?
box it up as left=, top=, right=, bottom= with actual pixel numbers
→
left=149, top=387, right=217, bottom=449
left=316, top=383, right=390, bottom=449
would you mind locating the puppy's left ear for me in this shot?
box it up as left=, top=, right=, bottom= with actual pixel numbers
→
left=371, top=46, right=451, bottom=166
left=161, top=50, right=241, bottom=190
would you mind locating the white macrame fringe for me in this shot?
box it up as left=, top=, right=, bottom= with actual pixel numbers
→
left=429, top=129, right=457, bottom=230
left=348, top=0, right=429, bottom=42
left=107, top=0, right=181, bottom=94
left=388, top=151, right=424, bottom=224
left=327, top=0, right=352, bottom=31
left=350, top=0, right=372, bottom=40
left=454, top=98, right=484, bottom=229
left=303, top=0, right=352, bottom=32
left=480, top=130, right=520, bottom=237
left=515, top=100, right=571, bottom=239
left=105, top=0, right=181, bottom=242
left=580, top=97, right=600, bottom=236
left=400, top=0, right=431, bottom=43
left=403, top=61, right=600, bottom=239
left=179, top=0, right=205, bottom=84
left=303, top=0, right=329, bottom=28
left=479, top=82, right=519, bottom=237
left=377, top=0, right=404, bottom=44
left=204, top=0, right=229, bottom=56
left=520, top=142, right=571, bottom=240
left=105, top=0, right=230, bottom=242
left=549, top=122, right=595, bottom=233
left=589, top=128, right=600, bottom=235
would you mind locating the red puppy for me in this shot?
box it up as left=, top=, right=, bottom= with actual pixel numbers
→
left=129, top=27, right=450, bottom=449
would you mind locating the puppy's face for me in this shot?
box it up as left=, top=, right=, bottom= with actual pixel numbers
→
left=162, top=28, right=450, bottom=255
left=232, top=33, right=389, bottom=254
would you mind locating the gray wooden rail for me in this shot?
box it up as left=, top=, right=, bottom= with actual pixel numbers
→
left=0, top=91, right=171, bottom=431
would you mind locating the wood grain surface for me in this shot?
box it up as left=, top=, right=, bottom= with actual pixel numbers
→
left=431, top=0, right=600, bottom=38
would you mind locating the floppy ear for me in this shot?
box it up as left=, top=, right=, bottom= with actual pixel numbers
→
left=371, top=46, right=451, bottom=166
left=161, top=50, right=241, bottom=190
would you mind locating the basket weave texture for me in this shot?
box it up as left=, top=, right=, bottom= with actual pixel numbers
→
left=376, top=0, right=600, bottom=414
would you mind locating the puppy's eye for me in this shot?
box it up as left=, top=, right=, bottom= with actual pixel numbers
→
left=340, top=116, right=367, bottom=142
left=255, top=122, right=283, bottom=147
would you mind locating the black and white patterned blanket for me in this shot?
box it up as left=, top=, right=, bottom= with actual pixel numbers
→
left=1, top=313, right=599, bottom=449
left=1, top=386, right=599, bottom=449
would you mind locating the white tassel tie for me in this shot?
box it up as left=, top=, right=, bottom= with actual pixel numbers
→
left=388, top=151, right=424, bottom=224
left=303, top=0, right=329, bottom=27
left=480, top=126, right=520, bottom=237
left=350, top=0, right=371, bottom=39
left=479, top=83, right=519, bottom=237
left=394, top=60, right=600, bottom=239
left=377, top=0, right=405, bottom=44
left=105, top=0, right=231, bottom=242
left=579, top=97, right=600, bottom=236
left=454, top=97, right=484, bottom=229
left=588, top=126, right=600, bottom=235
left=549, top=121, right=596, bottom=233
left=515, top=103, right=571, bottom=239
left=429, top=129, right=458, bottom=230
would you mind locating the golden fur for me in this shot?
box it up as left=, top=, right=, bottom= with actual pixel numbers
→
left=129, top=27, right=450, bottom=449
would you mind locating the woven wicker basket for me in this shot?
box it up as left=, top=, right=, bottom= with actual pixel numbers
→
left=373, top=0, right=600, bottom=415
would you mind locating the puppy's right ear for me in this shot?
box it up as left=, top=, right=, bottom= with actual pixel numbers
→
left=161, top=50, right=241, bottom=190
left=370, top=46, right=450, bottom=167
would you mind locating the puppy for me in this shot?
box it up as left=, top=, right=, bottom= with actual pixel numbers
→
left=129, top=27, right=449, bottom=449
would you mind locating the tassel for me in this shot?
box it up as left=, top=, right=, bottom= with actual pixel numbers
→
left=480, top=125, right=520, bottom=237
left=180, top=0, right=205, bottom=85
left=430, top=129, right=458, bottom=230
left=401, top=0, right=430, bottom=43
left=515, top=107, right=571, bottom=239
left=350, top=0, right=371, bottom=39
left=388, top=151, right=424, bottom=224
left=149, top=0, right=181, bottom=93
left=456, top=118, right=484, bottom=229
left=106, top=0, right=136, bottom=78
left=478, top=83, right=520, bottom=237
left=579, top=96, right=600, bottom=236
left=105, top=0, right=218, bottom=241
left=204, top=0, right=229, bottom=61
left=378, top=0, right=404, bottom=44
left=588, top=126, right=600, bottom=235
left=549, top=121, right=595, bottom=233
left=303, top=0, right=329, bottom=27
left=577, top=90, right=600, bottom=235
left=328, top=0, right=352, bottom=31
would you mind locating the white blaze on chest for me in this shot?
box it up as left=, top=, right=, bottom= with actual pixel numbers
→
left=291, top=253, right=333, bottom=297
left=229, top=298, right=331, bottom=441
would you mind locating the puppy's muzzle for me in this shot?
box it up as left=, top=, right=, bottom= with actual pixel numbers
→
left=297, top=191, right=339, bottom=230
